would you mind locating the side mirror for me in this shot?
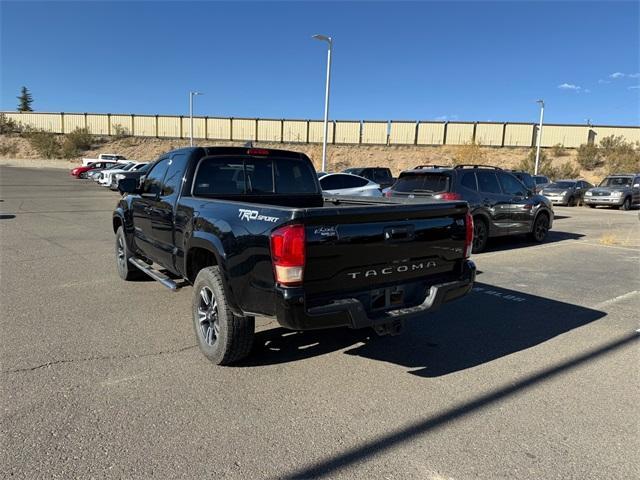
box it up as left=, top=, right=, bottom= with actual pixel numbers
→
left=118, top=178, right=141, bottom=194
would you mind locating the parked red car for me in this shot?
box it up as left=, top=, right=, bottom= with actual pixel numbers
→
left=70, top=161, right=117, bottom=179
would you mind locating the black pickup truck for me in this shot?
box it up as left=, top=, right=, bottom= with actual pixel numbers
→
left=114, top=147, right=476, bottom=365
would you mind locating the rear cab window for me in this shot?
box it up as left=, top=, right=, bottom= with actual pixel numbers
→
left=193, top=156, right=318, bottom=196
left=393, top=172, right=450, bottom=193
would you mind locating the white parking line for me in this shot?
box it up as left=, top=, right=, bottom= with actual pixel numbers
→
left=593, top=290, right=640, bottom=310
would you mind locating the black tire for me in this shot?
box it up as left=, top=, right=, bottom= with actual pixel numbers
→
left=472, top=216, right=489, bottom=253
left=588, top=204, right=596, bottom=208
left=79, top=172, right=87, bottom=179
left=192, top=266, right=255, bottom=365
left=115, top=226, right=142, bottom=281
left=529, top=213, right=550, bottom=243
left=567, top=196, right=576, bottom=207
left=620, top=197, right=631, bottom=211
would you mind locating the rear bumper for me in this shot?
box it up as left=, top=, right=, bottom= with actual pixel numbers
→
left=274, top=260, right=476, bottom=331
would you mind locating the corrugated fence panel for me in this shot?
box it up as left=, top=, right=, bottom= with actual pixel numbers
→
left=63, top=114, right=85, bottom=133
left=475, top=123, right=503, bottom=146
left=592, top=127, right=640, bottom=146
left=417, top=122, right=445, bottom=145
left=257, top=119, right=281, bottom=142
left=361, top=122, right=388, bottom=144
left=133, top=116, right=156, bottom=137
left=541, top=125, right=589, bottom=148
left=86, top=115, right=109, bottom=135
left=334, top=121, right=361, bottom=144
left=446, top=123, right=475, bottom=145
left=207, top=118, right=231, bottom=140
left=182, top=117, right=206, bottom=139
left=232, top=119, right=256, bottom=141
left=308, top=121, right=334, bottom=143
left=389, top=122, right=416, bottom=145
left=504, top=124, right=533, bottom=147
left=8, top=112, right=62, bottom=132
left=282, top=120, right=307, bottom=143
left=157, top=116, right=181, bottom=138
left=110, top=115, right=133, bottom=134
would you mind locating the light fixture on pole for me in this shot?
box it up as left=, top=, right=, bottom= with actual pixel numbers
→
left=312, top=34, right=332, bottom=172
left=534, top=99, right=545, bottom=175
left=189, top=91, right=203, bottom=147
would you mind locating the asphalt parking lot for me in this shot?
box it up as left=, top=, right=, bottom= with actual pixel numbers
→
left=1, top=165, right=639, bottom=480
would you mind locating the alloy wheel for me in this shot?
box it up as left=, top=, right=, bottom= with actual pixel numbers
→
left=197, top=287, right=220, bottom=346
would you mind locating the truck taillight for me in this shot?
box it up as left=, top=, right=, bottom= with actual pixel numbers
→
left=270, top=224, right=305, bottom=286
left=464, top=212, right=474, bottom=258
left=435, top=192, right=462, bottom=200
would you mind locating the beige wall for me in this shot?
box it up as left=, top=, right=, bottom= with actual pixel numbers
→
left=475, top=123, right=504, bottom=146
left=3, top=112, right=638, bottom=148
left=389, top=122, right=416, bottom=145
left=361, top=122, right=387, bottom=145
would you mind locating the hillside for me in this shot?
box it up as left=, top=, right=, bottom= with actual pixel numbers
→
left=1, top=133, right=606, bottom=183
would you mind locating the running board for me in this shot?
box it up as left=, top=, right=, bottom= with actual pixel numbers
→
left=129, top=258, right=178, bottom=291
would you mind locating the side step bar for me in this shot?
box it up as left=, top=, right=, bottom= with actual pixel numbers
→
left=129, top=258, right=178, bottom=291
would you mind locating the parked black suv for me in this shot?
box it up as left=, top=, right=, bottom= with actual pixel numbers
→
left=386, top=165, right=554, bottom=252
left=343, top=167, right=395, bottom=189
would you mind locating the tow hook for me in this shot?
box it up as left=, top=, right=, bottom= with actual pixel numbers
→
left=373, top=318, right=404, bottom=336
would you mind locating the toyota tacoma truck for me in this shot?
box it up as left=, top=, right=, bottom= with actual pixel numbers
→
left=113, top=146, right=476, bottom=365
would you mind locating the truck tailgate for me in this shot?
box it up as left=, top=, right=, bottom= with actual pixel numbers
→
left=300, top=201, right=469, bottom=298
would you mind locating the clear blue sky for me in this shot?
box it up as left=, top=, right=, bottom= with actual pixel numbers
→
left=1, top=1, right=639, bottom=125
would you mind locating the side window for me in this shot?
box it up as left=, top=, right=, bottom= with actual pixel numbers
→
left=143, top=158, right=170, bottom=196
left=498, top=172, right=526, bottom=196
left=374, top=169, right=391, bottom=183
left=161, top=154, right=186, bottom=197
left=461, top=172, right=477, bottom=191
left=320, top=175, right=344, bottom=190
left=342, top=175, right=369, bottom=188
left=476, top=171, right=502, bottom=194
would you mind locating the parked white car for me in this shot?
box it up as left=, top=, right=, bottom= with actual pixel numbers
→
left=318, top=173, right=383, bottom=197
left=82, top=153, right=128, bottom=166
left=87, top=162, right=131, bottom=181
left=98, top=162, right=147, bottom=187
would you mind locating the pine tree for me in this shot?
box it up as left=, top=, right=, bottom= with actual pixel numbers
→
left=17, top=86, right=34, bottom=112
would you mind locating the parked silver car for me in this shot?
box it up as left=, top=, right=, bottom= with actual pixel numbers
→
left=319, top=173, right=383, bottom=197
left=541, top=179, right=593, bottom=206
left=584, top=174, right=640, bottom=210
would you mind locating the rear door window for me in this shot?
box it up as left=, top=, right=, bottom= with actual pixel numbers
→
left=476, top=171, right=502, bottom=194
left=320, top=175, right=344, bottom=190
left=498, top=172, right=527, bottom=196
left=393, top=173, right=450, bottom=193
left=341, top=175, right=369, bottom=188
left=461, top=172, right=477, bottom=191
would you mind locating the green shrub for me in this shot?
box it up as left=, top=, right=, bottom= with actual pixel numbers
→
left=0, top=142, right=18, bottom=156
left=517, top=148, right=556, bottom=177
left=0, top=113, right=22, bottom=134
left=112, top=123, right=130, bottom=139
left=453, top=141, right=487, bottom=165
left=553, top=161, right=581, bottom=180
left=593, top=135, right=639, bottom=174
left=576, top=143, right=601, bottom=170
left=551, top=143, right=567, bottom=157
left=61, top=127, right=93, bottom=159
left=25, top=130, right=60, bottom=158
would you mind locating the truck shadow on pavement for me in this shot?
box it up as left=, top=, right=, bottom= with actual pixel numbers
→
left=244, top=282, right=605, bottom=376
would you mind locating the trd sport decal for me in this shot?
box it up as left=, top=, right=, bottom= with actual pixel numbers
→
left=238, top=209, right=279, bottom=223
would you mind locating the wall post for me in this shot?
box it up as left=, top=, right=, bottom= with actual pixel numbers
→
left=107, top=114, right=111, bottom=136
left=60, top=112, right=65, bottom=134
left=443, top=121, right=449, bottom=145
left=155, top=115, right=159, bottom=138
left=501, top=123, right=507, bottom=147
left=414, top=121, right=419, bottom=145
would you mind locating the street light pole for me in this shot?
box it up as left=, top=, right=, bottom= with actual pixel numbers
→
left=534, top=99, right=545, bottom=175
left=313, top=34, right=332, bottom=172
left=189, top=91, right=202, bottom=147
